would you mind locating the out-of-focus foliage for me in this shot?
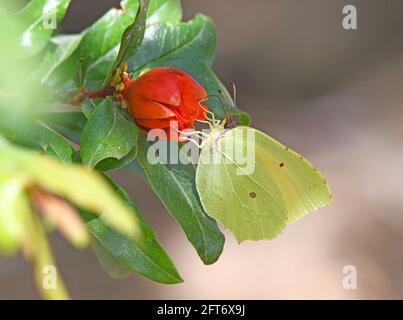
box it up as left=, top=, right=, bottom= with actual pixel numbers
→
left=0, top=0, right=252, bottom=299
left=0, top=136, right=142, bottom=298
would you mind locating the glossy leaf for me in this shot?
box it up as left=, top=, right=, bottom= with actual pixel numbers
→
left=108, top=0, right=150, bottom=79
left=81, top=98, right=98, bottom=119
left=80, top=98, right=138, bottom=168
left=135, top=135, right=225, bottom=264
left=0, top=116, right=73, bottom=163
left=129, top=14, right=216, bottom=71
left=44, top=0, right=182, bottom=89
left=33, top=34, right=83, bottom=84
left=92, top=238, right=132, bottom=279
left=39, top=112, right=87, bottom=145
left=82, top=13, right=214, bottom=89
left=12, top=0, right=72, bottom=58
left=95, top=147, right=138, bottom=172
left=146, top=0, right=182, bottom=25
left=41, top=109, right=137, bottom=172
left=84, top=180, right=183, bottom=284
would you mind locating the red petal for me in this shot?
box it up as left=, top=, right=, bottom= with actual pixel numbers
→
left=178, top=74, right=207, bottom=120
left=128, top=68, right=182, bottom=107
left=136, top=117, right=176, bottom=129
left=129, top=97, right=176, bottom=119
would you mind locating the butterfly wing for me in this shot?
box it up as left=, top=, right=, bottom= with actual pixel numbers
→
left=196, top=127, right=288, bottom=242
left=196, top=126, right=331, bottom=242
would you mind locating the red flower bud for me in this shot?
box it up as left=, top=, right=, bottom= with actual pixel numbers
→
left=122, top=67, right=208, bottom=140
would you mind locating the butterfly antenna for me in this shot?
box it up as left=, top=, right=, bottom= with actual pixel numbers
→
left=230, top=81, right=237, bottom=106
left=216, top=89, right=230, bottom=119
left=229, top=82, right=238, bottom=120
left=218, top=88, right=236, bottom=120
left=218, top=83, right=240, bottom=128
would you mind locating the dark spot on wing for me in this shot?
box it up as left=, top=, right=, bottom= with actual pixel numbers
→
left=249, top=192, right=256, bottom=198
left=279, top=162, right=284, bottom=167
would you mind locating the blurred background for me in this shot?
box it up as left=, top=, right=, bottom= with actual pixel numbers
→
left=1, top=0, right=403, bottom=299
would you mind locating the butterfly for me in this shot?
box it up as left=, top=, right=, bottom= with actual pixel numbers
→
left=188, top=91, right=332, bottom=243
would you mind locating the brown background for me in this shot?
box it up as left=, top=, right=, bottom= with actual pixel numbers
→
left=1, top=0, right=403, bottom=299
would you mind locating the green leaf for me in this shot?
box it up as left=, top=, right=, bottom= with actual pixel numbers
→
left=0, top=116, right=73, bottom=163
left=146, top=0, right=182, bottom=25
left=108, top=0, right=150, bottom=80
left=45, top=0, right=182, bottom=89
left=95, top=147, right=138, bottom=172
left=33, top=34, right=83, bottom=84
left=134, top=135, right=225, bottom=264
left=39, top=112, right=87, bottom=145
left=80, top=99, right=137, bottom=172
left=83, top=13, right=215, bottom=89
left=84, top=179, right=183, bottom=284
left=51, top=103, right=138, bottom=171
left=92, top=238, right=132, bottom=279
left=12, top=0, right=72, bottom=58
left=129, top=14, right=216, bottom=71
left=39, top=0, right=138, bottom=88
left=81, top=98, right=98, bottom=119
left=80, top=98, right=139, bottom=168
